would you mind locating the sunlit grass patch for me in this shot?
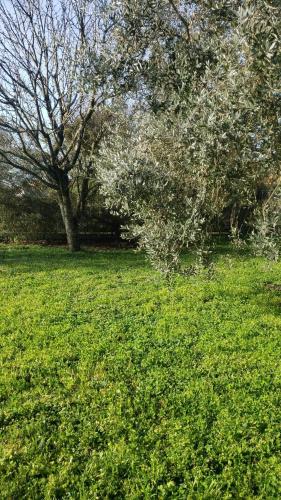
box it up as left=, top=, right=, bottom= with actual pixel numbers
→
left=0, top=245, right=281, bottom=498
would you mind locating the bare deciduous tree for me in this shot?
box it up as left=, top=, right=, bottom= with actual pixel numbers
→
left=0, top=0, right=114, bottom=250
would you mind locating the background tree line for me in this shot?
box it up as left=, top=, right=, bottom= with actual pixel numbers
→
left=0, top=0, right=280, bottom=272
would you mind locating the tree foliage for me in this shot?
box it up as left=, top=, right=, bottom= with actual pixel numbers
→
left=97, top=0, right=281, bottom=272
left=0, top=0, right=280, bottom=269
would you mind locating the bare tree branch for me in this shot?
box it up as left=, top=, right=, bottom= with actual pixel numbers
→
left=167, top=0, right=190, bottom=42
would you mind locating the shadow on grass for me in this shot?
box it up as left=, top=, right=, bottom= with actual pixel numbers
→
left=0, top=245, right=149, bottom=275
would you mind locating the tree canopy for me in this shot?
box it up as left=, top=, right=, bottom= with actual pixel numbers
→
left=0, top=0, right=280, bottom=270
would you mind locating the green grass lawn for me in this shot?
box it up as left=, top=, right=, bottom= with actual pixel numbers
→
left=0, top=244, right=281, bottom=499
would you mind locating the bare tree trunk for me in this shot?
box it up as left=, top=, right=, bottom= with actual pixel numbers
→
left=58, top=189, right=80, bottom=252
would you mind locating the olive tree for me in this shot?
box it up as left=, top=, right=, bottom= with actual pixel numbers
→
left=97, top=1, right=252, bottom=272
left=97, top=0, right=281, bottom=272
left=238, top=0, right=281, bottom=258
